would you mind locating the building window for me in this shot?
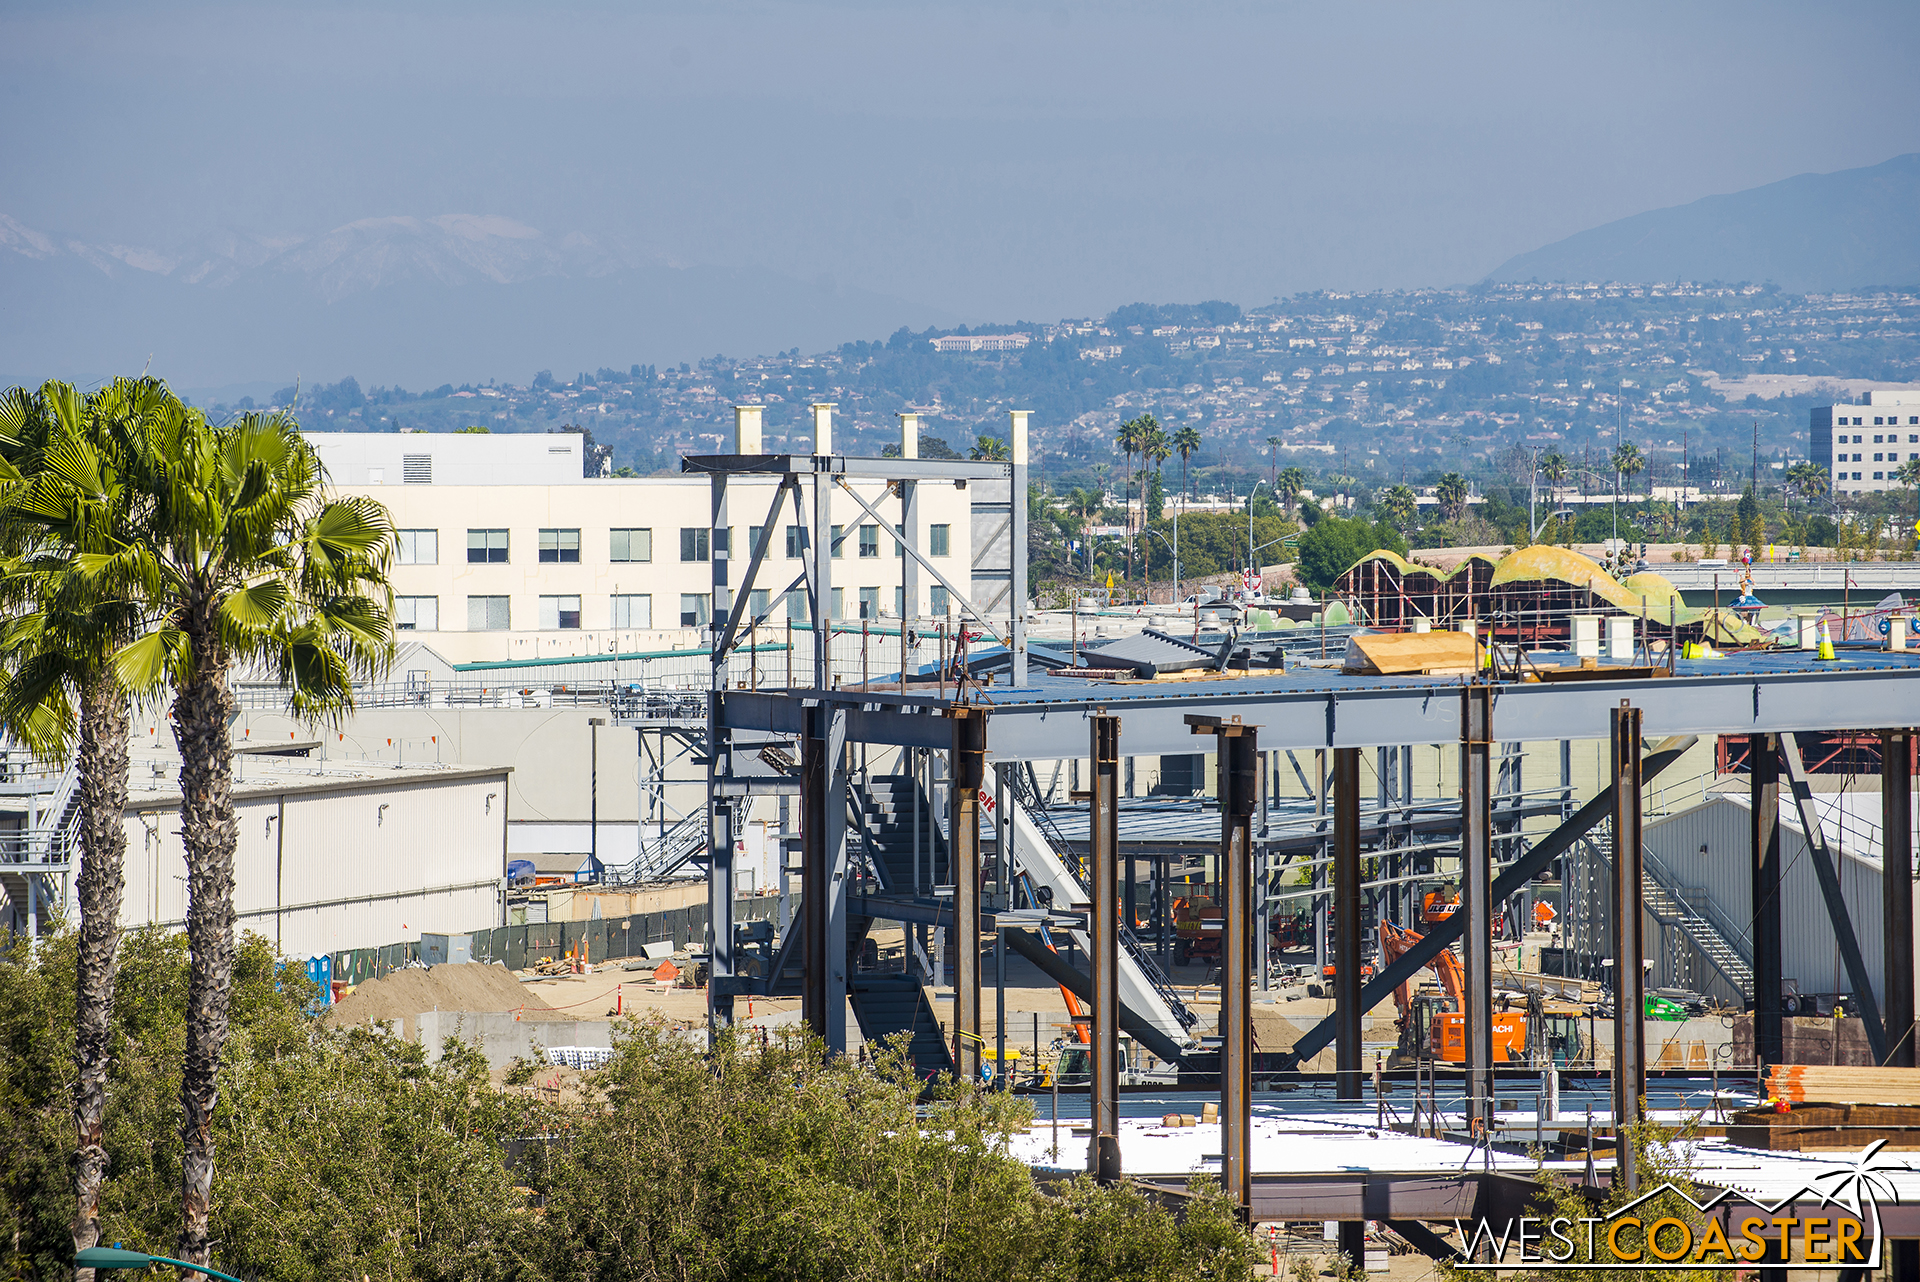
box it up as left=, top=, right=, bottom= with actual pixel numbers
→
left=895, top=586, right=905, bottom=617
left=858, top=586, right=880, bottom=618
left=786, top=525, right=805, bottom=558
left=680, top=528, right=710, bottom=562
left=1875, top=453, right=1885, bottom=463
left=785, top=588, right=806, bottom=621
left=402, top=454, right=432, bottom=484
left=1876, top=418, right=1886, bottom=427
left=467, top=595, right=510, bottom=630
left=1854, top=472, right=1863, bottom=480
left=611, top=594, right=652, bottom=629
left=397, top=529, right=438, bottom=565
left=1873, top=471, right=1885, bottom=481
left=858, top=524, right=880, bottom=558
left=830, top=524, right=845, bottom=559
left=467, top=529, right=508, bottom=563
left=1875, top=434, right=1885, bottom=444
left=830, top=587, right=844, bottom=619
left=749, top=588, right=771, bottom=621
left=895, top=522, right=906, bottom=557
left=540, top=528, right=581, bottom=563
left=930, top=585, right=951, bottom=615
left=679, top=594, right=711, bottom=627
left=929, top=524, right=951, bottom=557
left=540, top=595, right=582, bottom=629
left=610, top=528, right=652, bottom=562
left=395, top=596, right=438, bottom=631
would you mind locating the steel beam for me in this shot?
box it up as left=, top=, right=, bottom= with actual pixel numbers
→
left=951, top=709, right=987, bottom=1081
left=683, top=452, right=1012, bottom=483
left=1462, top=685, right=1494, bottom=1131
left=1088, top=713, right=1121, bottom=1182
left=1783, top=731, right=1888, bottom=1062
left=1751, top=734, right=1784, bottom=1067
left=1885, top=729, right=1914, bottom=1068
left=1333, top=746, right=1363, bottom=1101
left=709, top=666, right=1920, bottom=759
left=1280, top=736, right=1697, bottom=1068
left=1611, top=701, right=1645, bottom=1192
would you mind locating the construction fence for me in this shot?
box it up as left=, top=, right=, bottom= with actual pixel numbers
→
left=325, top=896, right=785, bottom=988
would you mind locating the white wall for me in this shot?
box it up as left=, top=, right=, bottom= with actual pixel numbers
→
left=123, top=770, right=508, bottom=960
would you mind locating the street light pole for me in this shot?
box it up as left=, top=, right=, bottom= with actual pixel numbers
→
left=1247, top=480, right=1270, bottom=595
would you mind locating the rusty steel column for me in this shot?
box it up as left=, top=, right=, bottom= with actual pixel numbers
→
left=1089, top=713, right=1122, bottom=1182
left=1751, top=734, right=1784, bottom=1068
left=1333, top=746, right=1363, bottom=1101
left=951, top=708, right=988, bottom=1082
left=1885, top=730, right=1915, bottom=1069
left=1611, top=700, right=1645, bottom=1192
left=1461, top=684, right=1495, bottom=1132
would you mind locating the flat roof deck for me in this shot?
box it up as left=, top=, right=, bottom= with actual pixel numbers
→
left=718, top=647, right=1920, bottom=760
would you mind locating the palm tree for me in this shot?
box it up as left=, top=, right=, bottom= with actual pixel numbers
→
left=1276, top=466, right=1306, bottom=514
left=99, top=408, right=396, bottom=1265
left=0, top=378, right=177, bottom=1270
left=1377, top=483, right=1417, bottom=532
left=1115, top=414, right=1157, bottom=586
left=1264, top=435, right=1282, bottom=489
left=1435, top=472, right=1469, bottom=521
left=1143, top=421, right=1170, bottom=518
left=1611, top=440, right=1646, bottom=500
left=1540, top=451, right=1569, bottom=510
left=968, top=435, right=1009, bottom=461
left=1173, top=425, right=1202, bottom=502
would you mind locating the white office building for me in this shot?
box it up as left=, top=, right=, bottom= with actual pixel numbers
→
left=1811, top=389, right=1920, bottom=496
left=302, top=413, right=975, bottom=666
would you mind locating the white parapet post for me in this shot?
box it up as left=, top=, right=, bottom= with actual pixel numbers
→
left=734, top=404, right=764, bottom=455
left=899, top=411, right=919, bottom=459
left=811, top=402, right=835, bottom=456
left=1606, top=615, right=1634, bottom=660
left=1571, top=615, right=1600, bottom=659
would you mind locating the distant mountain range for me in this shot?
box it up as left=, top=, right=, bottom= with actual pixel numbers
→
left=0, top=212, right=957, bottom=389
left=1487, top=153, right=1920, bottom=292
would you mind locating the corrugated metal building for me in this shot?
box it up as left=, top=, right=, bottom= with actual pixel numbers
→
left=1640, top=791, right=1915, bottom=1012
left=122, top=748, right=510, bottom=960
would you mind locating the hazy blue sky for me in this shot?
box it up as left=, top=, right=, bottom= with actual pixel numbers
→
left=5, top=0, right=1917, bottom=323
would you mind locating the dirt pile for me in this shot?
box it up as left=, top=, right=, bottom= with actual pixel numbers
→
left=326, top=963, right=564, bottom=1039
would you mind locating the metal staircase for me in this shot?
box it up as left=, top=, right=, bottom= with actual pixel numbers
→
left=609, top=809, right=712, bottom=885
left=0, top=756, right=82, bottom=933
left=1640, top=847, right=1753, bottom=1000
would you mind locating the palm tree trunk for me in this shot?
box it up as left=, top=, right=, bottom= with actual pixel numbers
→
left=71, top=670, right=129, bottom=1280
left=173, top=599, right=236, bottom=1267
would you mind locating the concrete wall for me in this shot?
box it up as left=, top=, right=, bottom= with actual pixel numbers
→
left=417, top=1010, right=614, bottom=1067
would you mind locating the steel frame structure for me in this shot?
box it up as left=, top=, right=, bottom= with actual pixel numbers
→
left=693, top=424, right=1920, bottom=1217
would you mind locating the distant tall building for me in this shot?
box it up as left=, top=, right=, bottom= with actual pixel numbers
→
left=1811, top=390, right=1920, bottom=496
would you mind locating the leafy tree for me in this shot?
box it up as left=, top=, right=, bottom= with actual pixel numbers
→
left=98, top=412, right=397, bottom=1264
left=454, top=425, right=490, bottom=434
left=1295, top=515, right=1406, bottom=592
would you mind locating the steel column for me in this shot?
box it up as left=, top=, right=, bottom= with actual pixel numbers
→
left=1885, top=729, right=1915, bottom=1068
left=1089, top=713, right=1122, bottom=1181
left=1611, top=701, right=1645, bottom=1191
left=801, top=703, right=849, bottom=1050
left=951, top=709, right=987, bottom=1081
left=1333, top=746, right=1363, bottom=1102
left=1461, top=685, right=1495, bottom=1131
left=1751, top=734, right=1784, bottom=1068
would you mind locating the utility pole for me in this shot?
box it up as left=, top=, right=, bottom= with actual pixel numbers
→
left=1751, top=420, right=1759, bottom=494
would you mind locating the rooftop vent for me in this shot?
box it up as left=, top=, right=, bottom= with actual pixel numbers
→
left=402, top=454, right=432, bottom=484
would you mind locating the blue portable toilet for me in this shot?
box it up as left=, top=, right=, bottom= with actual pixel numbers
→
left=305, top=954, right=333, bottom=1004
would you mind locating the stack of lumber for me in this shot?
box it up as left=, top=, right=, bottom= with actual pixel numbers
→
left=1341, top=631, right=1476, bottom=676
left=1729, top=1103, right=1920, bottom=1151
left=1767, top=1064, right=1920, bottom=1106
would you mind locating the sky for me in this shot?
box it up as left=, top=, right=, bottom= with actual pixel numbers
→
left=3, top=0, right=1918, bottom=364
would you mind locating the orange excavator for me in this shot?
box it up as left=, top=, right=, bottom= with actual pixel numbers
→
left=1378, top=921, right=1526, bottom=1065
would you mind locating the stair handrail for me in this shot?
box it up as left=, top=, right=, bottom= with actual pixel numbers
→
left=613, top=810, right=710, bottom=884
left=1641, top=845, right=1753, bottom=968
left=1639, top=844, right=1753, bottom=996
